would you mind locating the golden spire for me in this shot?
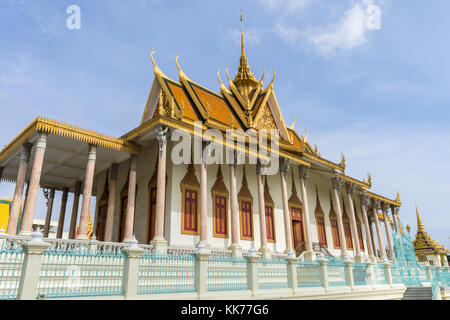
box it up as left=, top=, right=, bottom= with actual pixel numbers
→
left=233, top=13, right=258, bottom=99
left=416, top=204, right=425, bottom=233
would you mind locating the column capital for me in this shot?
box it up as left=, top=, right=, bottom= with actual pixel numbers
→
left=35, top=132, right=48, bottom=151
left=331, top=174, right=342, bottom=190
left=380, top=201, right=388, bottom=212
left=87, top=144, right=97, bottom=160
left=129, top=155, right=137, bottom=171
left=202, top=140, right=213, bottom=165
left=279, top=157, right=291, bottom=179
left=20, top=143, right=32, bottom=162
left=391, top=205, right=399, bottom=215
left=345, top=182, right=356, bottom=195
left=371, top=198, right=380, bottom=209
left=156, top=125, right=169, bottom=154
left=359, top=191, right=370, bottom=207
left=299, top=165, right=309, bottom=184
left=256, top=159, right=269, bottom=176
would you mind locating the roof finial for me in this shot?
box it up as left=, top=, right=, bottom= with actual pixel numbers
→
left=240, top=11, right=245, bottom=58
left=416, top=204, right=425, bottom=232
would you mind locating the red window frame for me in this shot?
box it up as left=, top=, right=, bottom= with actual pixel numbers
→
left=213, top=194, right=228, bottom=238
left=330, top=217, right=341, bottom=248
left=182, top=188, right=199, bottom=234
left=357, top=222, right=365, bottom=250
left=290, top=206, right=304, bottom=249
left=240, top=200, right=253, bottom=240
left=265, top=205, right=275, bottom=242
left=316, top=215, right=327, bottom=247
left=344, top=220, right=353, bottom=249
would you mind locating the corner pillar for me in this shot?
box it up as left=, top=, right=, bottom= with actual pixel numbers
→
left=372, top=199, right=388, bottom=262
left=7, top=143, right=32, bottom=235
left=280, top=158, right=293, bottom=254
left=77, top=144, right=97, bottom=240
left=360, top=192, right=376, bottom=262
left=19, top=133, right=48, bottom=236
left=331, top=175, right=348, bottom=258
left=345, top=183, right=362, bottom=263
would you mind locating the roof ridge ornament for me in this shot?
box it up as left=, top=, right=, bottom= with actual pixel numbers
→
left=176, top=54, right=189, bottom=81
left=339, top=153, right=346, bottom=170
left=150, top=49, right=163, bottom=77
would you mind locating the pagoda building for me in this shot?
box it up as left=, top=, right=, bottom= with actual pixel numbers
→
left=412, top=206, right=449, bottom=266
left=0, top=17, right=403, bottom=262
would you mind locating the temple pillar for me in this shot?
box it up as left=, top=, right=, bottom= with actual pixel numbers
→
left=7, top=143, right=32, bottom=235
left=198, top=141, right=210, bottom=249
left=331, top=175, right=348, bottom=258
left=381, top=202, right=395, bottom=262
left=151, top=126, right=168, bottom=252
left=123, top=156, right=137, bottom=242
left=280, top=158, right=293, bottom=254
left=256, top=161, right=270, bottom=258
left=369, top=219, right=378, bottom=258
left=69, top=181, right=82, bottom=239
left=56, top=187, right=69, bottom=239
left=372, top=199, right=387, bottom=261
left=229, top=162, right=241, bottom=256
left=77, top=144, right=97, bottom=240
left=299, top=165, right=314, bottom=261
left=346, top=183, right=362, bottom=263
left=19, top=132, right=47, bottom=236
left=43, top=189, right=55, bottom=237
left=390, top=205, right=399, bottom=233
left=104, top=163, right=118, bottom=242
left=360, top=192, right=376, bottom=262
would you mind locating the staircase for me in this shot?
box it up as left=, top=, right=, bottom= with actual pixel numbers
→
left=402, top=287, right=433, bottom=300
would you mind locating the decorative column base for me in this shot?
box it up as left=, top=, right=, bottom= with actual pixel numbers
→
left=258, top=245, right=272, bottom=260
left=345, top=262, right=355, bottom=290
left=228, top=243, right=242, bottom=258
left=353, top=254, right=364, bottom=264
left=247, top=254, right=260, bottom=297
left=150, top=237, right=168, bottom=255
left=319, top=259, right=329, bottom=291
left=303, top=250, right=316, bottom=262
left=18, top=230, right=32, bottom=237
left=197, top=240, right=211, bottom=250
left=195, top=251, right=211, bottom=298
left=76, top=234, right=89, bottom=241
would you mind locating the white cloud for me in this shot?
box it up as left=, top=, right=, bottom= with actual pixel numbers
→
left=307, top=3, right=369, bottom=56
left=229, top=28, right=262, bottom=45
left=260, top=0, right=313, bottom=14
left=275, top=23, right=300, bottom=45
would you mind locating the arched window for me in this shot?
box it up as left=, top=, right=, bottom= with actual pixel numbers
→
left=341, top=195, right=353, bottom=249
left=181, top=164, right=200, bottom=235
left=211, top=165, right=229, bottom=238
left=238, top=167, right=253, bottom=241
left=314, top=187, right=327, bottom=247
left=264, top=178, right=275, bottom=243
left=96, top=171, right=109, bottom=241
left=288, top=173, right=304, bottom=250
left=329, top=191, right=341, bottom=249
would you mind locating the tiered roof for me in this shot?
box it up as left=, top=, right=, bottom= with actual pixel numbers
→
left=413, top=206, right=449, bottom=255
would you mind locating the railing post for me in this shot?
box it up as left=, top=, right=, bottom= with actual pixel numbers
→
left=367, top=262, right=375, bottom=288
left=195, top=244, right=210, bottom=298
left=345, top=261, right=354, bottom=289
left=287, top=256, right=298, bottom=294
left=123, top=236, right=145, bottom=300
left=319, top=259, right=329, bottom=291
left=247, top=248, right=260, bottom=296
left=385, top=263, right=393, bottom=287
left=17, top=230, right=50, bottom=300
left=426, top=265, right=433, bottom=282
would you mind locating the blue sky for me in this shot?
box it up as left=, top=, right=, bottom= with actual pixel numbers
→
left=0, top=0, right=449, bottom=248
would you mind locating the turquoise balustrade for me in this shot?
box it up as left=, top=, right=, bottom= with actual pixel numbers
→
left=352, top=263, right=368, bottom=286
left=37, top=241, right=125, bottom=299
left=137, top=250, right=196, bottom=294
left=0, top=238, right=25, bottom=300
left=207, top=254, right=249, bottom=291
left=258, top=258, right=289, bottom=289
left=327, top=259, right=347, bottom=286
left=297, top=260, right=321, bottom=287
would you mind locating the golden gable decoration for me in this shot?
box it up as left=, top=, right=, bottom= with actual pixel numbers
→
left=180, top=163, right=200, bottom=189
left=288, top=171, right=302, bottom=206
left=255, top=104, right=277, bottom=130
left=211, top=165, right=228, bottom=195
left=238, top=166, right=253, bottom=200
left=264, top=177, right=274, bottom=204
